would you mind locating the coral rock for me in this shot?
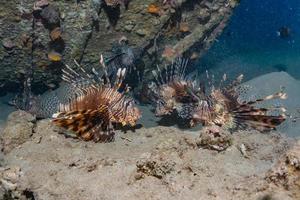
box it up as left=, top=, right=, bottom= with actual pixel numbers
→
left=0, top=111, right=36, bottom=154
left=196, top=126, right=233, bottom=152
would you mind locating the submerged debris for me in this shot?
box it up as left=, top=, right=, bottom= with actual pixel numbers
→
left=238, top=143, right=249, bottom=158
left=136, top=159, right=175, bottom=179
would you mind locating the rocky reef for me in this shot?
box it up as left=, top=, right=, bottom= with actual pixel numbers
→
left=0, top=0, right=239, bottom=94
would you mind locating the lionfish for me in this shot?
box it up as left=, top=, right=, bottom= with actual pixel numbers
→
left=50, top=56, right=141, bottom=142
left=191, top=74, right=287, bottom=131
left=149, top=58, right=204, bottom=121
left=106, top=40, right=141, bottom=77
left=150, top=57, right=287, bottom=131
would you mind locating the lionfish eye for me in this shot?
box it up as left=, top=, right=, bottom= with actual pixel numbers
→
left=158, top=100, right=165, bottom=106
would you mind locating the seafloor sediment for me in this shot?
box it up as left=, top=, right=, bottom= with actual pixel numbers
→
left=0, top=109, right=299, bottom=200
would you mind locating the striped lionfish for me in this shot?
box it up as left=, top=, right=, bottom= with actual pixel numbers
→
left=190, top=74, right=287, bottom=131
left=51, top=55, right=141, bottom=142
left=150, top=58, right=287, bottom=131
left=149, top=58, right=204, bottom=120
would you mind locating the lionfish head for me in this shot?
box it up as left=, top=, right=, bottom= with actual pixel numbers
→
left=211, top=89, right=230, bottom=106
left=120, top=47, right=135, bottom=68
left=191, top=100, right=214, bottom=125
left=126, top=104, right=141, bottom=126
left=155, top=99, right=175, bottom=117
left=118, top=100, right=141, bottom=127
left=160, top=85, right=176, bottom=100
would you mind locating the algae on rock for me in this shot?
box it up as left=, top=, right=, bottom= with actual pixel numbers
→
left=0, top=0, right=239, bottom=94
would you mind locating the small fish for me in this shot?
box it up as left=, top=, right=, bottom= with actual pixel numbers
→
left=48, top=51, right=62, bottom=62
left=49, top=27, right=62, bottom=41
left=179, top=22, right=190, bottom=33
left=147, top=4, right=160, bottom=15
left=277, top=26, right=291, bottom=38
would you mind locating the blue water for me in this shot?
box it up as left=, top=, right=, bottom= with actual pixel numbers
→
left=198, top=0, right=300, bottom=80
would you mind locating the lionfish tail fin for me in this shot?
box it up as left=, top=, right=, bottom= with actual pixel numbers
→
left=52, top=105, right=111, bottom=141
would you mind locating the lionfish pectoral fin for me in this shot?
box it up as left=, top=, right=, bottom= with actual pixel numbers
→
left=52, top=106, right=110, bottom=141
left=234, top=114, right=286, bottom=131
left=89, top=123, right=115, bottom=143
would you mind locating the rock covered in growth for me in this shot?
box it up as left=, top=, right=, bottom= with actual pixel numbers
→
left=266, top=139, right=300, bottom=198
left=0, top=166, right=28, bottom=199
left=0, top=0, right=239, bottom=93
left=0, top=111, right=36, bottom=154
left=40, top=5, right=60, bottom=27
left=196, top=126, right=233, bottom=152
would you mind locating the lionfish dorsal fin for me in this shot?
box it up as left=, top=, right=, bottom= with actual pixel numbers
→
left=114, top=68, right=126, bottom=89
left=62, top=61, right=101, bottom=89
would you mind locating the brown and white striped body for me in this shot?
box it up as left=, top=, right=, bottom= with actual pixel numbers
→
left=191, top=75, right=287, bottom=131
left=52, top=59, right=141, bottom=142
left=150, top=58, right=203, bottom=118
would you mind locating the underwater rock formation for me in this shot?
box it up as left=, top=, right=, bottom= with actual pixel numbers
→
left=0, top=111, right=36, bottom=154
left=0, top=0, right=239, bottom=94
